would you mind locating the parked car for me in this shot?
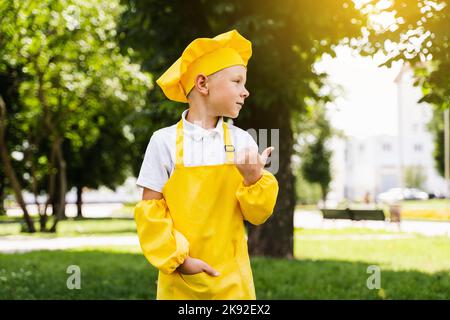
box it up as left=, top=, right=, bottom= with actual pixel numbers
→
left=376, top=187, right=429, bottom=203
left=428, top=192, right=447, bottom=199
left=405, top=188, right=429, bottom=200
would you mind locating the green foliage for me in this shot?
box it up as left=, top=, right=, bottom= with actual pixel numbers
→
left=427, top=106, right=447, bottom=178
left=294, top=104, right=335, bottom=201
left=118, top=0, right=367, bottom=176
left=358, top=0, right=449, bottom=109
left=0, top=0, right=152, bottom=216
left=300, top=137, right=332, bottom=200
left=356, top=2, right=449, bottom=193
left=295, top=171, right=322, bottom=205
left=403, top=165, right=427, bottom=189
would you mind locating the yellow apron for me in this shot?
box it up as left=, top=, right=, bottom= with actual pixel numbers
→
left=157, top=119, right=256, bottom=299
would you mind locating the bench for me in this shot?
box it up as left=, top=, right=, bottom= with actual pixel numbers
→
left=321, top=209, right=387, bottom=221
left=321, top=209, right=352, bottom=220
left=350, top=209, right=386, bottom=221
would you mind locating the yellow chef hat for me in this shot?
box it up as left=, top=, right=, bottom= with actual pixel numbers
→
left=156, top=29, right=252, bottom=103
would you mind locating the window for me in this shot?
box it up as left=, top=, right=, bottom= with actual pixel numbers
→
left=359, top=144, right=364, bottom=153
left=382, top=143, right=391, bottom=152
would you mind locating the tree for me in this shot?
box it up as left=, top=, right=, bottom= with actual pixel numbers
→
left=118, top=0, right=367, bottom=257
left=65, top=109, right=135, bottom=218
left=300, top=137, right=333, bottom=203
left=0, top=2, right=36, bottom=230
left=294, top=170, right=322, bottom=205
left=404, top=165, right=427, bottom=189
left=360, top=0, right=449, bottom=109
left=358, top=0, right=448, bottom=195
left=0, top=95, right=35, bottom=231
left=427, top=106, right=447, bottom=179
left=0, top=0, right=151, bottom=232
left=297, top=104, right=334, bottom=203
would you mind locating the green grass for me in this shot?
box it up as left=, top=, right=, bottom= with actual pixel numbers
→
left=0, top=248, right=154, bottom=299
left=0, top=227, right=449, bottom=299
left=114, top=204, right=135, bottom=216
left=400, top=199, right=450, bottom=209
left=298, top=228, right=400, bottom=235
left=295, top=229, right=450, bottom=273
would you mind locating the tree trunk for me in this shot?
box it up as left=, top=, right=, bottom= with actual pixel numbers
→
left=320, top=184, right=328, bottom=205
left=36, top=73, right=67, bottom=231
left=41, top=140, right=58, bottom=231
left=237, top=104, right=296, bottom=258
left=0, top=171, right=5, bottom=216
left=39, top=213, right=47, bottom=231
left=51, top=169, right=66, bottom=219
left=26, top=147, right=49, bottom=231
left=0, top=95, right=35, bottom=232
left=76, top=185, right=83, bottom=218
left=51, top=182, right=60, bottom=217
left=49, top=139, right=68, bottom=232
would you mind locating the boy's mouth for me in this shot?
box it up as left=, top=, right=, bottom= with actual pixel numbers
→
left=236, top=102, right=244, bottom=107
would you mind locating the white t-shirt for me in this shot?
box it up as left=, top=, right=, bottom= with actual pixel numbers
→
left=136, top=109, right=258, bottom=193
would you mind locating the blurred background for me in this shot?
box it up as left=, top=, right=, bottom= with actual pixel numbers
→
left=0, top=0, right=449, bottom=299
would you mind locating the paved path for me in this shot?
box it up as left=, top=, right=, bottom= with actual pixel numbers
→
left=6, top=203, right=128, bottom=218
left=295, top=209, right=450, bottom=237
left=295, top=233, right=416, bottom=240
left=0, top=235, right=139, bottom=254
left=1, top=207, right=449, bottom=254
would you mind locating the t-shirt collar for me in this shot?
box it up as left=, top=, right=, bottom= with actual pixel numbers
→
left=181, top=109, right=224, bottom=142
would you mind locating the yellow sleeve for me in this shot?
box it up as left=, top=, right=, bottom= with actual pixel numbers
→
left=235, top=169, right=279, bottom=225
left=134, top=199, right=189, bottom=274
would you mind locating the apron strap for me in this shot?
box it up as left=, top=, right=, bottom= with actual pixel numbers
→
left=222, top=121, right=235, bottom=164
left=174, top=118, right=235, bottom=166
left=175, top=120, right=184, bottom=166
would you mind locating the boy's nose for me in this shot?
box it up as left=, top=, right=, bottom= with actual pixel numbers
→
left=242, top=88, right=250, bottom=98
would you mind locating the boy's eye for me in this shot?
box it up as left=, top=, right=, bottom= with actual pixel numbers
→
left=233, top=80, right=240, bottom=83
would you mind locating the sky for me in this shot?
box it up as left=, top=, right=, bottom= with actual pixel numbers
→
left=315, top=45, right=404, bottom=138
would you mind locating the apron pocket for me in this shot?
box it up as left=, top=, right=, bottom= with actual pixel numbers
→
left=179, top=272, right=211, bottom=293
left=174, top=260, right=245, bottom=299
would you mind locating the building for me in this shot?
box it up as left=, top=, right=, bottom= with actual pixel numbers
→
left=327, top=65, right=447, bottom=202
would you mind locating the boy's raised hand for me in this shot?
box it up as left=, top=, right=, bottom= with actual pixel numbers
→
left=177, top=256, right=220, bottom=277
left=235, top=146, right=274, bottom=186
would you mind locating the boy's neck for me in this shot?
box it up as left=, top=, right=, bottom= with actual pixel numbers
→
left=185, top=107, right=220, bottom=130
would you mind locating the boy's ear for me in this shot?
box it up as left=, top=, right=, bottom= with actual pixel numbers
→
left=195, top=73, right=209, bottom=96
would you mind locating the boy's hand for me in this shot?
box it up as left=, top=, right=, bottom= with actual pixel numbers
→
left=235, top=146, right=274, bottom=186
left=177, top=256, right=220, bottom=276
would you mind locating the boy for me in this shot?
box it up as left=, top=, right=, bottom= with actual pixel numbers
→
left=134, top=29, right=279, bottom=300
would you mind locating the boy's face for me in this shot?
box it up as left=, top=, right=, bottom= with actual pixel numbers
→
left=206, top=65, right=250, bottom=119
